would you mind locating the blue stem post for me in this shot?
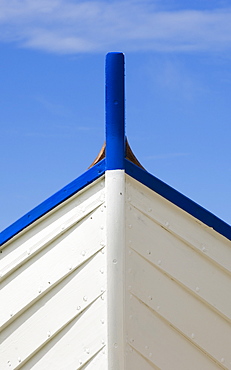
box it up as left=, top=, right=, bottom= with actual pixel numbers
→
left=105, top=52, right=125, bottom=170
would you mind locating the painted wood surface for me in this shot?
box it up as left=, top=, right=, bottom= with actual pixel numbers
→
left=1, top=177, right=107, bottom=369
left=2, top=50, right=230, bottom=369
left=1, top=171, right=231, bottom=369
left=125, top=175, right=231, bottom=369
left=105, top=170, right=126, bottom=369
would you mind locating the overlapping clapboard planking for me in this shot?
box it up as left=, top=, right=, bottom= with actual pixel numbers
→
left=1, top=171, right=231, bottom=369
left=125, top=175, right=231, bottom=370
left=125, top=344, right=160, bottom=370
left=15, top=295, right=107, bottom=370
left=1, top=177, right=107, bottom=370
left=0, top=177, right=105, bottom=280
left=126, top=295, right=221, bottom=370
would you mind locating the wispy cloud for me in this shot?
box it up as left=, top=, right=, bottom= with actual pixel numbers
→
left=145, top=153, right=190, bottom=160
left=34, top=95, right=71, bottom=117
left=0, top=0, right=231, bottom=53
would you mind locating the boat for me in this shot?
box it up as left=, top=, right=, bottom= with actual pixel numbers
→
left=1, top=52, right=231, bottom=370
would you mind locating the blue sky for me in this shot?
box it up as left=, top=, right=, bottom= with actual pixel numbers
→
left=0, top=0, right=231, bottom=231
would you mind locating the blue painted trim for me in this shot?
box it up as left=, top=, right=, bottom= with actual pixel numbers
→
left=1, top=51, right=230, bottom=246
left=105, top=52, right=125, bottom=170
left=1, top=157, right=230, bottom=245
left=0, top=160, right=106, bottom=246
left=125, top=159, right=231, bottom=241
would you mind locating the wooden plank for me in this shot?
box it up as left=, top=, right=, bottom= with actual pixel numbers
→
left=21, top=296, right=106, bottom=370
left=1, top=250, right=106, bottom=369
left=126, top=204, right=231, bottom=323
left=126, top=248, right=231, bottom=367
left=106, top=170, right=126, bottom=369
left=125, top=159, right=231, bottom=240
left=126, top=294, right=222, bottom=370
left=80, top=348, right=107, bottom=369
left=0, top=205, right=105, bottom=329
left=126, top=176, right=231, bottom=273
left=0, top=178, right=105, bottom=279
left=0, top=162, right=105, bottom=246
left=125, top=344, right=159, bottom=369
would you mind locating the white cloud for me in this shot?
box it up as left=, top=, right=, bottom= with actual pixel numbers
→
left=0, top=0, right=231, bottom=53
left=145, top=153, right=190, bottom=160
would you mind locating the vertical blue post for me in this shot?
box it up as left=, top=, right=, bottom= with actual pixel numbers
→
left=106, top=52, right=125, bottom=170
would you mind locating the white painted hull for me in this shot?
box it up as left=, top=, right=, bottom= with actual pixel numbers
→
left=1, top=178, right=107, bottom=369
left=125, top=174, right=231, bottom=369
left=1, top=172, right=231, bottom=369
